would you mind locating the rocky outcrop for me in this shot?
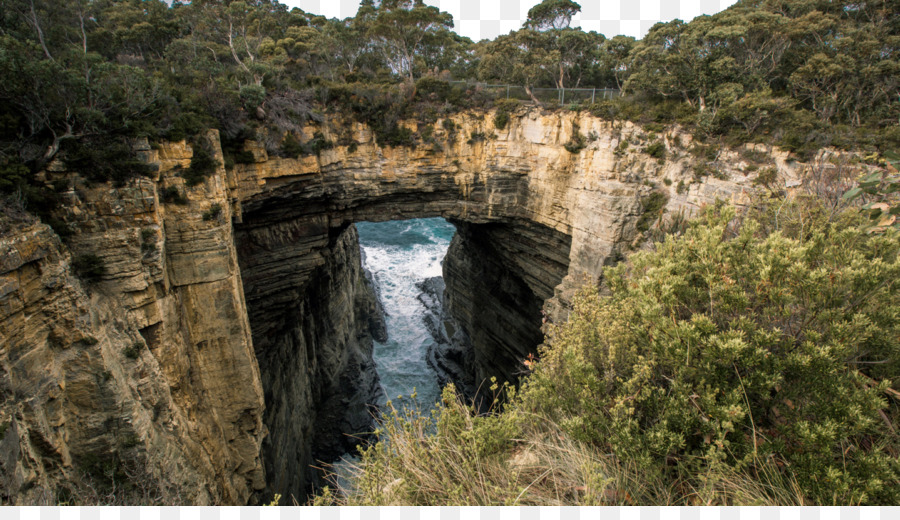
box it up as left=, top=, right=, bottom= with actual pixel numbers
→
left=236, top=221, right=383, bottom=499
left=2, top=106, right=866, bottom=504
left=417, top=276, right=475, bottom=399
left=1, top=132, right=265, bottom=505
left=442, top=219, right=572, bottom=389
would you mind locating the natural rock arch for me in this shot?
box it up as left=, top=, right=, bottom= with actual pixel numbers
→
left=224, top=110, right=754, bottom=498
left=1, top=109, right=766, bottom=504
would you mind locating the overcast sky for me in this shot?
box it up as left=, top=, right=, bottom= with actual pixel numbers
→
left=279, top=0, right=739, bottom=41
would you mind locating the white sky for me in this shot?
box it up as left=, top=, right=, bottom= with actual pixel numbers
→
left=280, top=0, right=739, bottom=40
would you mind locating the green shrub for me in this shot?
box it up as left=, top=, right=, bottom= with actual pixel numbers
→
left=644, top=140, right=666, bottom=160
left=182, top=144, right=219, bottom=187
left=467, top=131, right=489, bottom=145
left=202, top=203, right=223, bottom=222
left=415, top=77, right=452, bottom=101
left=306, top=132, right=334, bottom=155
left=636, top=191, right=668, bottom=232
left=524, top=201, right=900, bottom=505
left=493, top=99, right=519, bottom=130
left=78, top=336, right=99, bottom=346
left=234, top=150, right=256, bottom=164
left=564, top=124, right=587, bottom=154
left=161, top=186, right=187, bottom=204
left=73, top=254, right=106, bottom=282
left=59, top=139, right=154, bottom=186
left=281, top=132, right=304, bottom=157
left=239, top=85, right=267, bottom=111
left=122, top=341, right=144, bottom=360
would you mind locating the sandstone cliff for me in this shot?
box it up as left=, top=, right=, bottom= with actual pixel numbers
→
left=1, top=107, right=863, bottom=504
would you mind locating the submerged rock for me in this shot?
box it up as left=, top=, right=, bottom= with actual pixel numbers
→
left=417, top=276, right=476, bottom=400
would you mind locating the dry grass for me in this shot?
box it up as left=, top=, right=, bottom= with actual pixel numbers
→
left=315, top=388, right=807, bottom=507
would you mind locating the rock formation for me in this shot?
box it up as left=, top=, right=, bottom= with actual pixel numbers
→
left=2, top=107, right=846, bottom=504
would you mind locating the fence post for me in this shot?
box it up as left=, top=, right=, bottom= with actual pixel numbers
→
left=592, top=88, right=596, bottom=104
left=561, top=88, right=565, bottom=105
left=507, top=85, right=510, bottom=99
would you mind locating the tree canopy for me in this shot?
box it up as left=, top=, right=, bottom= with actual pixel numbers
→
left=0, top=0, right=898, bottom=209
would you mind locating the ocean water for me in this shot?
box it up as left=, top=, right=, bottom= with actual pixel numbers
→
left=356, top=217, right=457, bottom=414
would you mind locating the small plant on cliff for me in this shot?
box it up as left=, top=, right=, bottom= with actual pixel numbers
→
left=493, top=99, right=519, bottom=130
left=202, top=203, right=223, bottom=222
left=73, top=254, right=106, bottom=283
left=181, top=143, right=220, bottom=187
left=305, top=132, right=335, bottom=156
left=281, top=132, right=304, bottom=157
left=122, top=341, right=145, bottom=360
left=643, top=140, right=666, bottom=160
left=140, top=228, right=156, bottom=253
left=564, top=125, right=587, bottom=154
left=636, top=191, right=668, bottom=232
left=161, top=186, right=187, bottom=205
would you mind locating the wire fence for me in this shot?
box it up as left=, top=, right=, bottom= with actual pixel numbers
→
left=448, top=81, right=620, bottom=105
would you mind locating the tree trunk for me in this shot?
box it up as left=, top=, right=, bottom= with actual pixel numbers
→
left=228, top=20, right=252, bottom=75
left=525, top=85, right=543, bottom=107
left=28, top=0, right=53, bottom=61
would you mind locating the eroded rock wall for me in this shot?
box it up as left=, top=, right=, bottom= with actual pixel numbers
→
left=1, top=106, right=864, bottom=505
left=443, top=220, right=572, bottom=389
left=235, top=220, right=384, bottom=499
left=0, top=132, right=265, bottom=505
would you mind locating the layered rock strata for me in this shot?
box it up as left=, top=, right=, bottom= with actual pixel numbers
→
left=234, top=221, right=384, bottom=498
left=1, top=132, right=265, bottom=505
left=443, top=219, right=572, bottom=389
left=1, top=107, right=851, bottom=504
left=417, top=276, right=475, bottom=399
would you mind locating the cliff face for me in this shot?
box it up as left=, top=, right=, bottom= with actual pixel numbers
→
left=1, top=132, right=264, bottom=505
left=236, top=221, right=384, bottom=498
left=1, top=108, right=848, bottom=504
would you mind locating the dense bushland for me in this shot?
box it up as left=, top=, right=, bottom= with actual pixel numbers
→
left=1, top=0, right=898, bottom=216
left=328, top=197, right=900, bottom=506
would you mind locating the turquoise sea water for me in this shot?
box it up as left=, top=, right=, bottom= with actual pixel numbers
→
left=356, top=218, right=457, bottom=413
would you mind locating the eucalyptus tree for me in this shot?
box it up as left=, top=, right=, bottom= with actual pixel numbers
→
left=367, top=0, right=456, bottom=81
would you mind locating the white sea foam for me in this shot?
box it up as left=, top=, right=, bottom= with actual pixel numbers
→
left=358, top=219, right=455, bottom=412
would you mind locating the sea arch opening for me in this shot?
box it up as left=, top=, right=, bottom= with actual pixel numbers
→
left=230, top=168, right=573, bottom=500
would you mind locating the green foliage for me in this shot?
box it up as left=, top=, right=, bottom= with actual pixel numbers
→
left=239, top=85, right=267, bottom=112
left=643, top=141, right=665, bottom=160
left=636, top=191, right=668, bottom=232
left=306, top=132, right=335, bottom=156
left=182, top=144, right=219, bottom=187
left=202, top=203, right=223, bottom=222
left=72, top=254, right=106, bottom=282
left=59, top=139, right=154, bottom=186
left=493, top=99, right=519, bottom=130
left=415, top=77, right=452, bottom=100
left=524, top=201, right=900, bottom=505
left=78, top=336, right=99, bottom=347
left=122, top=341, right=144, bottom=360
left=466, top=131, right=495, bottom=145
left=564, top=124, right=587, bottom=154
left=281, top=132, right=304, bottom=157
left=525, top=0, right=581, bottom=31
left=161, top=186, right=187, bottom=205
left=0, top=160, right=30, bottom=193
left=842, top=152, right=900, bottom=233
